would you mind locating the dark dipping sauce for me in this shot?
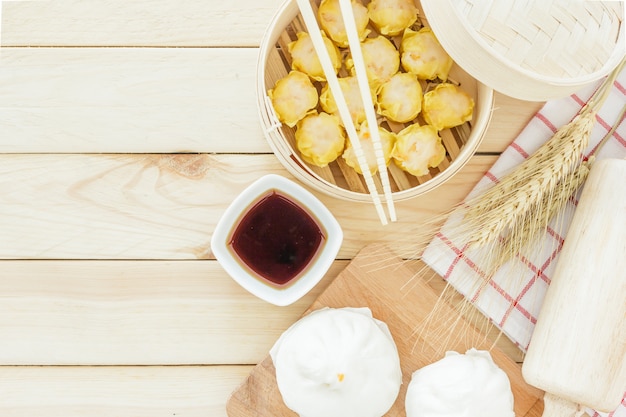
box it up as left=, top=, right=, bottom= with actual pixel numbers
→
left=228, top=191, right=325, bottom=287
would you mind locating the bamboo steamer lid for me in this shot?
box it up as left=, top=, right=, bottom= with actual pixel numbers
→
left=421, top=0, right=626, bottom=101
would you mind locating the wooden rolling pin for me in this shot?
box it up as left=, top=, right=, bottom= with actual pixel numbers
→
left=522, top=158, right=626, bottom=417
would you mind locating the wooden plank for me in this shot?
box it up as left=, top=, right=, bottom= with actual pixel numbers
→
left=0, top=258, right=522, bottom=366
left=0, top=259, right=521, bottom=366
left=0, top=47, right=267, bottom=153
left=0, top=365, right=252, bottom=417
left=0, top=48, right=540, bottom=154
left=482, top=92, right=544, bottom=152
left=1, top=0, right=285, bottom=47
left=0, top=154, right=496, bottom=260
left=0, top=260, right=344, bottom=365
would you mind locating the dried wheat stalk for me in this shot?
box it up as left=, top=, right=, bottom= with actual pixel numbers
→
left=461, top=111, right=595, bottom=249
left=395, top=60, right=626, bottom=356
left=451, top=58, right=625, bottom=269
left=500, top=159, right=593, bottom=261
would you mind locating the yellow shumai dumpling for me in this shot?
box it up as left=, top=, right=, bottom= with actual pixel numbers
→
left=320, top=76, right=374, bottom=126
left=422, top=83, right=474, bottom=130
left=318, top=0, right=370, bottom=48
left=295, top=112, right=346, bottom=167
left=268, top=70, right=318, bottom=128
left=288, top=31, right=342, bottom=82
left=376, top=72, right=423, bottom=123
left=367, top=0, right=419, bottom=36
left=342, top=122, right=396, bottom=175
left=401, top=27, right=453, bottom=81
left=346, top=36, right=400, bottom=88
left=392, top=124, right=446, bottom=176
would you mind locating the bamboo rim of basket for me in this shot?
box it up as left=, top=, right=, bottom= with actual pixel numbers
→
left=256, top=0, right=494, bottom=203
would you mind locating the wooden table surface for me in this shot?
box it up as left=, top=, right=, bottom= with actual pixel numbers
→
left=0, top=1, right=544, bottom=415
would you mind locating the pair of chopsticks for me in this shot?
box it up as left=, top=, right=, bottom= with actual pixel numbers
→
left=296, top=0, right=397, bottom=225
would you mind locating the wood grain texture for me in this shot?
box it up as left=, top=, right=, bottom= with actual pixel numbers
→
left=226, top=244, right=544, bottom=417
left=0, top=48, right=264, bottom=153
left=0, top=260, right=344, bottom=365
left=522, top=159, right=626, bottom=412
left=0, top=153, right=496, bottom=260
left=0, top=48, right=539, bottom=154
left=0, top=258, right=523, bottom=366
left=0, top=365, right=252, bottom=417
left=1, top=0, right=285, bottom=47
left=487, top=92, right=543, bottom=150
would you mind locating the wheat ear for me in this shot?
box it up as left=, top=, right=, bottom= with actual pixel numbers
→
left=460, top=111, right=595, bottom=249
left=458, top=58, right=625, bottom=252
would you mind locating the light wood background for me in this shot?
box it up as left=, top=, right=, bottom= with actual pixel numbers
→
left=0, top=1, right=543, bottom=415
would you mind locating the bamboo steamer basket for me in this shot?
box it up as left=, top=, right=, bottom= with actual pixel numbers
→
left=421, top=0, right=626, bottom=101
left=257, top=0, right=494, bottom=203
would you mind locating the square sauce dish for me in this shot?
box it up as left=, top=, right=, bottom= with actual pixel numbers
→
left=211, top=174, right=343, bottom=306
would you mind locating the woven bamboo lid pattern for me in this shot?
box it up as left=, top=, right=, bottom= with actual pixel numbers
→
left=421, top=0, right=625, bottom=100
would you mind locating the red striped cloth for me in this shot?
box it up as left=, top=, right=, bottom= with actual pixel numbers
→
left=423, top=67, right=626, bottom=417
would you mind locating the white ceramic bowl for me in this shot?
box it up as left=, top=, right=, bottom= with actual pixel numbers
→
left=211, top=174, right=343, bottom=306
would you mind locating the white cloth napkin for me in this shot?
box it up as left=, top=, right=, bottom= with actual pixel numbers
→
left=423, top=68, right=626, bottom=417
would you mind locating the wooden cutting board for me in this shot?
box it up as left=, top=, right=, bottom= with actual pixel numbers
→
left=226, top=244, right=544, bottom=416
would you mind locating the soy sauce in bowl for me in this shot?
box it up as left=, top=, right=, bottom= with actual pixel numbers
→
left=229, top=191, right=325, bottom=287
left=211, top=174, right=342, bottom=306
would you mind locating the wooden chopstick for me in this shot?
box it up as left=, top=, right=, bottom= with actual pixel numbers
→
left=295, top=0, right=391, bottom=225
left=337, top=0, right=397, bottom=222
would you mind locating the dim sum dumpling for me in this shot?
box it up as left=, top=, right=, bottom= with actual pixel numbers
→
left=295, top=112, right=346, bottom=167
left=318, top=0, right=370, bottom=48
left=288, top=31, right=342, bottom=82
left=270, top=307, right=402, bottom=417
left=405, top=349, right=515, bottom=417
left=392, top=123, right=445, bottom=176
left=368, top=0, right=419, bottom=36
left=401, top=27, right=453, bottom=81
left=268, top=70, right=318, bottom=128
left=320, top=76, right=374, bottom=126
left=422, top=83, right=474, bottom=130
left=346, top=35, right=400, bottom=88
left=376, top=72, right=423, bottom=123
left=342, top=122, right=396, bottom=175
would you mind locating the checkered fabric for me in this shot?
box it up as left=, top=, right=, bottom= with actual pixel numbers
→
left=422, top=67, right=626, bottom=417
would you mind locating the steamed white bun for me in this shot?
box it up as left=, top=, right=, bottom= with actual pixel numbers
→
left=405, top=348, right=515, bottom=417
left=270, top=307, right=402, bottom=417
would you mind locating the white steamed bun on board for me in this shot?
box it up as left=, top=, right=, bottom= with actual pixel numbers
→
left=405, top=348, right=515, bottom=417
left=270, top=307, right=402, bottom=417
